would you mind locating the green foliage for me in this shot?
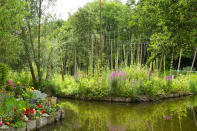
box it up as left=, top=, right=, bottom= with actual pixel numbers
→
left=9, top=71, right=33, bottom=87
left=0, top=63, right=9, bottom=85
left=188, top=74, right=197, bottom=94
left=10, top=121, right=26, bottom=128
left=39, top=65, right=193, bottom=100
left=0, top=0, right=27, bottom=69
left=0, top=93, right=27, bottom=116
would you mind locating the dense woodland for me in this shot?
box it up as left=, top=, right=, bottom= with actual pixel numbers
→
left=0, top=0, right=197, bottom=87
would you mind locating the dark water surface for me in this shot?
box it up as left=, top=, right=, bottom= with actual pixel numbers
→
left=40, top=96, right=197, bottom=131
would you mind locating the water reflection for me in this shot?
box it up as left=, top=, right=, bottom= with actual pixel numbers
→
left=40, top=96, right=197, bottom=131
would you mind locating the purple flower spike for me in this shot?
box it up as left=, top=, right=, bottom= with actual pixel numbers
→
left=147, top=70, right=152, bottom=76
left=109, top=70, right=127, bottom=80
left=165, top=76, right=172, bottom=80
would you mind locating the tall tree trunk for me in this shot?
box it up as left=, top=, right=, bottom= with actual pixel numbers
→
left=143, top=43, right=146, bottom=64
left=111, top=40, right=113, bottom=70
left=27, top=21, right=38, bottom=67
left=170, top=51, right=174, bottom=75
left=158, top=53, right=164, bottom=77
left=177, top=48, right=182, bottom=75
left=134, top=42, right=136, bottom=64
left=115, top=45, right=119, bottom=70
left=63, top=56, right=67, bottom=75
left=37, top=0, right=42, bottom=88
left=46, top=47, right=54, bottom=81
left=137, top=34, right=142, bottom=64
left=74, top=45, right=77, bottom=74
left=91, top=34, right=94, bottom=74
left=99, top=0, right=103, bottom=73
left=130, top=43, right=133, bottom=66
left=140, top=41, right=143, bottom=65
left=136, top=44, right=138, bottom=64
left=22, top=27, right=37, bottom=85
left=190, top=50, right=197, bottom=72
left=123, top=44, right=126, bottom=67
left=61, top=64, right=64, bottom=81
left=163, top=55, right=166, bottom=76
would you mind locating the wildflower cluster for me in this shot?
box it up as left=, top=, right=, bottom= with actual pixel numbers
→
left=109, top=70, right=126, bottom=80
left=109, top=70, right=127, bottom=96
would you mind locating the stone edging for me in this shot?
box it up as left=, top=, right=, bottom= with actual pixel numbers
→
left=59, top=92, right=193, bottom=103
left=0, top=109, right=65, bottom=131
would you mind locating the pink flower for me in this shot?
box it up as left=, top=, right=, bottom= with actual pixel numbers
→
left=8, top=80, right=12, bottom=83
left=8, top=83, right=14, bottom=86
left=165, top=76, right=172, bottom=80
left=12, top=87, right=16, bottom=89
left=0, top=121, right=3, bottom=126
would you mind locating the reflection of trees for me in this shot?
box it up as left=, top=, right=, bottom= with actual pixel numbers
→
left=60, top=96, right=197, bottom=131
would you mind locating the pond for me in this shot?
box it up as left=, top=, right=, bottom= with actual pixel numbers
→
left=40, top=96, right=197, bottom=131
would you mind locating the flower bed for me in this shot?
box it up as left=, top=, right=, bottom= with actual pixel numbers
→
left=0, top=80, right=65, bottom=130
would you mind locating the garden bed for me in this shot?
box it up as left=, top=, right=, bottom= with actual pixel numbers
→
left=0, top=109, right=64, bottom=131
left=0, top=80, right=65, bottom=131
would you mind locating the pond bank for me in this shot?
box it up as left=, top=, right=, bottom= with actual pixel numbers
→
left=58, top=92, right=193, bottom=103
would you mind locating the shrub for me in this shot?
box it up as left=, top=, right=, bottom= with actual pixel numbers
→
left=0, top=63, right=9, bottom=85
left=8, top=71, right=33, bottom=87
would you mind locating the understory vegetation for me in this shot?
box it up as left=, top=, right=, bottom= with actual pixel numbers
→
left=8, top=65, right=197, bottom=101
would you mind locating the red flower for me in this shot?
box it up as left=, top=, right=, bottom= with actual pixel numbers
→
left=14, top=108, right=17, bottom=112
left=42, top=110, right=46, bottom=114
left=37, top=104, right=43, bottom=108
left=25, top=110, right=30, bottom=116
left=30, top=109, right=34, bottom=114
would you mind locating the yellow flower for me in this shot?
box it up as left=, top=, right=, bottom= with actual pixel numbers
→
left=17, top=81, right=20, bottom=84
left=5, top=122, right=10, bottom=126
left=32, top=87, right=34, bottom=89
left=30, top=89, right=32, bottom=92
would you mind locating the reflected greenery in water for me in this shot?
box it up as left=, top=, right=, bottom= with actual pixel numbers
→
left=40, top=96, right=197, bottom=131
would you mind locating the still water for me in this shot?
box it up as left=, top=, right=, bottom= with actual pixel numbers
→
left=40, top=96, right=197, bottom=131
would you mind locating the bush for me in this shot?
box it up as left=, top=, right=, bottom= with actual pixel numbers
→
left=0, top=63, right=9, bottom=85
left=8, top=71, right=33, bottom=87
